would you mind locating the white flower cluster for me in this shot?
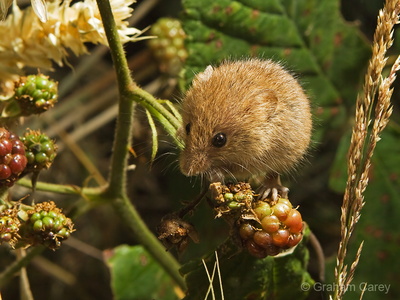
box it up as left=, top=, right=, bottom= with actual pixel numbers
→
left=0, top=0, right=143, bottom=83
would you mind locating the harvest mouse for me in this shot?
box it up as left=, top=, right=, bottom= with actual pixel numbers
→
left=178, top=59, right=312, bottom=200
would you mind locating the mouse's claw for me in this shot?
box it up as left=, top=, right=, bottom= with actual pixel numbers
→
left=258, top=174, right=289, bottom=202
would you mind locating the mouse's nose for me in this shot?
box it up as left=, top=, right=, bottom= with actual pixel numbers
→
left=179, top=150, right=210, bottom=177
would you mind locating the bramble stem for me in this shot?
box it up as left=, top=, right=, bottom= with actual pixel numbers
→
left=95, top=0, right=185, bottom=290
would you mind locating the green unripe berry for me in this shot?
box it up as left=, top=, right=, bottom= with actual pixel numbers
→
left=228, top=201, right=241, bottom=209
left=33, top=220, right=43, bottom=232
left=53, top=219, right=62, bottom=231
left=32, top=90, right=43, bottom=99
left=30, top=212, right=42, bottom=222
left=56, top=215, right=66, bottom=224
left=26, top=152, right=35, bottom=164
left=35, top=77, right=48, bottom=89
left=57, top=228, right=70, bottom=238
left=254, top=202, right=272, bottom=220
left=223, top=193, right=234, bottom=201
left=42, top=216, right=54, bottom=229
left=35, top=152, right=48, bottom=164
left=48, top=211, right=58, bottom=219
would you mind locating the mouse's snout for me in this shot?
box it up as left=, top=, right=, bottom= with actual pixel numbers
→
left=179, top=149, right=210, bottom=177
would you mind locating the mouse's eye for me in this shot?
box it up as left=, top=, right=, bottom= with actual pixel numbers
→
left=185, top=123, right=191, bottom=135
left=212, top=132, right=227, bottom=147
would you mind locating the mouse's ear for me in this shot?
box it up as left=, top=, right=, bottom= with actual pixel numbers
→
left=258, top=89, right=279, bottom=117
left=194, top=65, right=214, bottom=86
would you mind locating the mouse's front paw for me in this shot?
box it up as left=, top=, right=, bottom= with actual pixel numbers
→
left=258, top=174, right=289, bottom=202
left=259, top=186, right=289, bottom=202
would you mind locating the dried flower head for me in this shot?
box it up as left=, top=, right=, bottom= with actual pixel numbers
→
left=0, top=0, right=144, bottom=84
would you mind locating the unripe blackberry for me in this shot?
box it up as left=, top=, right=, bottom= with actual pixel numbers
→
left=21, top=130, right=57, bottom=172
left=0, top=128, right=28, bottom=187
left=19, top=201, right=74, bottom=250
left=14, top=74, right=58, bottom=115
left=148, top=18, right=188, bottom=75
left=210, top=182, right=304, bottom=259
left=0, top=209, right=21, bottom=248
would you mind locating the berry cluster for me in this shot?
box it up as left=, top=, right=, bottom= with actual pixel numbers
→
left=19, top=201, right=74, bottom=250
left=148, top=18, right=188, bottom=75
left=21, top=130, right=57, bottom=172
left=0, top=128, right=28, bottom=187
left=240, top=198, right=303, bottom=258
left=14, top=74, right=58, bottom=116
left=210, top=182, right=304, bottom=259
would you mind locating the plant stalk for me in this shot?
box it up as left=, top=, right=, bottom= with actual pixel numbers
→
left=96, top=0, right=185, bottom=290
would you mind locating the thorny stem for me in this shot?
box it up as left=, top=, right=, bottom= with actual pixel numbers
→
left=96, top=0, right=185, bottom=290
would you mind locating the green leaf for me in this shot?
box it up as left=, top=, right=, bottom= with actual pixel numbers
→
left=181, top=0, right=370, bottom=140
left=181, top=228, right=314, bottom=300
left=107, top=245, right=179, bottom=300
left=145, top=109, right=158, bottom=164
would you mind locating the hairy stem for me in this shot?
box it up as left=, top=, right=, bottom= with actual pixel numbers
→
left=96, top=0, right=185, bottom=290
left=113, top=195, right=186, bottom=289
left=96, top=0, right=135, bottom=194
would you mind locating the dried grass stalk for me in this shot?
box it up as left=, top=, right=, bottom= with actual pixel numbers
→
left=331, top=0, right=400, bottom=299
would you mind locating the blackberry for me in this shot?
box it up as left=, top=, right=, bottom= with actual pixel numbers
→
left=18, top=201, right=74, bottom=250
left=21, top=130, right=57, bottom=172
left=14, top=74, right=58, bottom=116
left=210, top=182, right=304, bottom=259
left=148, top=18, right=188, bottom=75
left=0, top=128, right=28, bottom=187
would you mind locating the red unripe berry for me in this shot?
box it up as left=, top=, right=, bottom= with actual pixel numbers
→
left=287, top=233, right=303, bottom=248
left=283, top=209, right=303, bottom=234
left=272, top=229, right=290, bottom=247
left=272, top=202, right=291, bottom=221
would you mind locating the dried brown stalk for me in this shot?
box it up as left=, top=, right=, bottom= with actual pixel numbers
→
left=332, top=1, right=400, bottom=299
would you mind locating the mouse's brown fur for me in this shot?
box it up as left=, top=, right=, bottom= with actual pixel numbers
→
left=179, top=59, right=312, bottom=187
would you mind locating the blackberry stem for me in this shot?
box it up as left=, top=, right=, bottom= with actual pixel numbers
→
left=96, top=0, right=186, bottom=291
